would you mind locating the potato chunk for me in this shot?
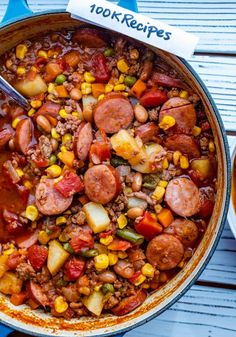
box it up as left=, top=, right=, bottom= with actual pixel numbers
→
left=83, top=202, right=110, bottom=233
left=0, top=255, right=9, bottom=278
left=14, top=74, right=47, bottom=97
left=83, top=291, right=105, bottom=316
left=191, top=158, right=212, bottom=179
left=0, top=272, right=22, bottom=295
left=132, top=143, right=164, bottom=173
left=47, top=240, right=70, bottom=276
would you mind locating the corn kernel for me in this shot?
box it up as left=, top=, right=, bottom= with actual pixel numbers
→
left=30, top=100, right=42, bottom=108
left=133, top=274, right=146, bottom=286
left=31, top=66, right=38, bottom=73
left=159, top=115, right=176, bottom=131
left=108, top=253, right=118, bottom=266
left=192, top=125, right=201, bottom=137
left=51, top=128, right=60, bottom=140
left=141, top=263, right=155, bottom=278
left=25, top=205, right=39, bottom=221
left=114, top=84, right=126, bottom=91
left=94, top=285, right=102, bottom=291
left=122, top=92, right=129, bottom=97
left=117, top=214, right=127, bottom=229
left=154, top=204, right=163, bottom=214
left=16, top=66, right=26, bottom=75
left=46, top=164, right=62, bottom=178
left=98, top=94, right=105, bottom=101
left=179, top=90, right=189, bottom=99
left=158, top=180, right=168, bottom=188
left=38, top=230, right=50, bottom=245
left=62, top=133, right=72, bottom=143
left=84, top=71, right=96, bottom=83
left=130, top=48, right=139, bottom=60
left=105, top=84, right=114, bottom=93
left=16, top=44, right=28, bottom=60
left=81, top=82, right=92, bottom=95
left=48, top=83, right=56, bottom=94
left=60, top=146, right=67, bottom=153
left=117, top=59, right=129, bottom=73
left=150, top=212, right=157, bottom=220
left=24, top=180, right=33, bottom=190
left=141, top=283, right=150, bottom=289
left=31, top=221, right=37, bottom=229
left=100, top=236, right=113, bottom=246
left=16, top=168, right=24, bottom=178
left=54, top=296, right=68, bottom=313
left=152, top=186, right=165, bottom=202
left=162, top=158, right=169, bottom=169
left=3, top=244, right=15, bottom=256
left=71, top=111, right=80, bottom=118
left=38, top=50, right=48, bottom=59
left=119, top=74, right=125, bottom=83
left=94, top=254, right=109, bottom=271
left=173, top=150, right=182, bottom=166
left=12, top=117, right=20, bottom=129
left=118, top=252, right=128, bottom=259
left=209, top=140, right=215, bottom=153
left=180, top=155, right=189, bottom=169
left=28, top=108, right=35, bottom=117
left=56, top=216, right=67, bottom=226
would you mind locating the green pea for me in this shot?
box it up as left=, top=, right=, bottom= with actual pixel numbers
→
left=124, top=75, right=137, bottom=87
left=49, top=154, right=57, bottom=165
left=104, top=48, right=115, bottom=57
left=55, top=74, right=67, bottom=84
left=63, top=242, right=74, bottom=254
left=102, top=283, right=115, bottom=294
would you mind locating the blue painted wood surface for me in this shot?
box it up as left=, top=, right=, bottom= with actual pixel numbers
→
left=0, top=1, right=236, bottom=336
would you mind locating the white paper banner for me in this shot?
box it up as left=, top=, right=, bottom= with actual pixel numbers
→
left=66, top=0, right=199, bottom=58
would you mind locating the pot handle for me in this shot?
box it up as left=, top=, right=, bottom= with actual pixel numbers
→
left=0, top=323, right=14, bottom=336
left=2, top=0, right=33, bottom=23
left=117, top=0, right=138, bottom=12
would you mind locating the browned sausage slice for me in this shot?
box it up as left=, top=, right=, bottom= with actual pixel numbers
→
left=84, top=164, right=121, bottom=204
left=135, top=122, right=159, bottom=144
left=15, top=118, right=34, bottom=155
left=164, top=219, right=199, bottom=246
left=165, top=177, right=200, bottom=217
left=94, top=93, right=134, bottom=134
left=73, top=28, right=107, bottom=48
left=159, top=97, right=196, bottom=134
left=146, top=234, right=184, bottom=270
left=112, top=290, right=147, bottom=316
left=0, top=128, right=13, bottom=149
left=74, top=122, right=93, bottom=161
left=165, top=134, right=200, bottom=158
left=35, top=178, right=73, bottom=215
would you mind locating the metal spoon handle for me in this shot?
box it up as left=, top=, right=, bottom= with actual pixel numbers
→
left=0, top=75, right=30, bottom=110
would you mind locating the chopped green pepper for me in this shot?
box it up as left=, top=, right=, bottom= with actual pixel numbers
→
left=124, top=75, right=137, bottom=87
left=49, top=154, right=57, bottom=165
left=142, top=174, right=160, bottom=190
left=63, top=242, right=74, bottom=254
left=116, top=229, right=144, bottom=245
left=110, top=156, right=128, bottom=167
left=79, top=249, right=99, bottom=258
left=55, top=74, right=67, bottom=84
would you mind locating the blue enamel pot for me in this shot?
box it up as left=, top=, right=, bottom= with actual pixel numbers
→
left=0, top=0, right=231, bottom=336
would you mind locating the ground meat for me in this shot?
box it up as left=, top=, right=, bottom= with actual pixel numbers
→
left=148, top=108, right=159, bottom=121
left=16, top=262, right=36, bottom=281
left=70, top=210, right=86, bottom=225
left=55, top=116, right=82, bottom=135
left=104, top=295, right=119, bottom=309
left=36, top=266, right=51, bottom=284
left=200, top=136, right=209, bottom=150
left=38, top=135, right=52, bottom=159
left=128, top=191, right=154, bottom=205
left=62, top=284, right=80, bottom=302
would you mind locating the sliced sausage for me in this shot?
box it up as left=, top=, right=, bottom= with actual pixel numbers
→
left=150, top=72, right=189, bottom=90
left=94, top=93, right=134, bottom=133
left=135, top=122, right=159, bottom=144
left=165, top=134, right=200, bottom=158
left=159, top=97, right=196, bottom=134
left=35, top=178, right=73, bottom=215
left=84, top=164, right=121, bottom=204
left=165, top=177, right=200, bottom=217
left=164, top=219, right=199, bottom=246
left=15, top=118, right=34, bottom=155
left=74, top=122, right=93, bottom=161
left=34, top=101, right=60, bottom=119
left=146, top=234, right=184, bottom=270
left=73, top=28, right=107, bottom=48
left=27, top=281, right=49, bottom=307
left=112, top=290, right=147, bottom=316
left=0, top=128, right=13, bottom=149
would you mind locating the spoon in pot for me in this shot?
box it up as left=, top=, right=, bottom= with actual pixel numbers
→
left=0, top=75, right=30, bottom=110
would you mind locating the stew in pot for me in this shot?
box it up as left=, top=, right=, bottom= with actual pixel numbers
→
left=0, top=27, right=217, bottom=318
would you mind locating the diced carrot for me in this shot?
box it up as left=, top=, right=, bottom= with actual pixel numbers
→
left=44, top=62, right=63, bottom=82
left=157, top=208, right=174, bottom=228
left=55, top=85, right=69, bottom=98
left=91, top=83, right=105, bottom=98
left=10, top=292, right=27, bottom=306
left=58, top=151, right=75, bottom=167
left=64, top=51, right=80, bottom=68
left=28, top=298, right=40, bottom=309
left=130, top=79, right=147, bottom=99
left=79, top=195, right=90, bottom=205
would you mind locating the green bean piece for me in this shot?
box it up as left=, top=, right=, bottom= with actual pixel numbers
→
left=49, top=154, right=57, bottom=165
left=142, top=174, right=160, bottom=190
left=79, top=249, right=99, bottom=258
left=116, top=229, right=144, bottom=245
left=124, top=75, right=137, bottom=87
left=110, top=156, right=128, bottom=167
left=55, top=74, right=67, bottom=84
left=63, top=242, right=74, bottom=254
left=104, top=48, right=115, bottom=57
left=102, top=283, right=115, bottom=294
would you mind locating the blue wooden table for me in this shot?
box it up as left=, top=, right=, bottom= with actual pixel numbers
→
left=0, top=1, right=236, bottom=336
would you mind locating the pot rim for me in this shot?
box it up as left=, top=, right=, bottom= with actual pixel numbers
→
left=228, top=139, right=236, bottom=238
left=0, top=9, right=231, bottom=337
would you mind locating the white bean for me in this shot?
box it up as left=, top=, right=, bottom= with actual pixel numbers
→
left=132, top=172, right=142, bottom=192
left=134, top=104, right=148, bottom=123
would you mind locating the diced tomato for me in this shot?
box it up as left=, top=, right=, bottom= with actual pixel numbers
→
left=89, top=142, right=111, bottom=164
left=26, top=69, right=37, bottom=81
left=35, top=57, right=48, bottom=67
left=135, top=211, right=163, bottom=241
left=108, top=238, right=132, bottom=251
left=33, top=156, right=49, bottom=168
left=44, top=61, right=64, bottom=82
left=198, top=188, right=215, bottom=218
left=7, top=251, right=24, bottom=270
left=200, top=121, right=211, bottom=131
left=140, top=88, right=168, bottom=108
left=54, top=171, right=84, bottom=198
left=129, top=271, right=141, bottom=284
left=91, top=53, right=110, bottom=83
left=99, top=229, right=113, bottom=238
left=64, top=257, right=85, bottom=281
left=112, top=290, right=147, bottom=316
left=70, top=231, right=94, bottom=253
left=27, top=245, right=48, bottom=272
